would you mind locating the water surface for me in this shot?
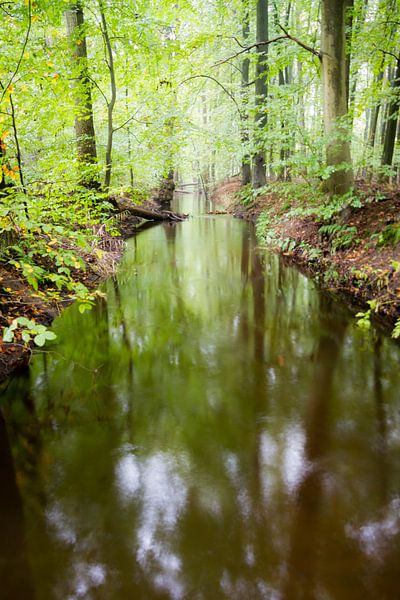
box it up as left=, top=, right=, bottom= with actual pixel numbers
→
left=1, top=192, right=400, bottom=599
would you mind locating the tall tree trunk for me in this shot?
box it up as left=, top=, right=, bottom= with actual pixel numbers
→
left=344, top=0, right=354, bottom=107
left=65, top=2, right=98, bottom=187
left=368, top=70, right=384, bottom=149
left=381, top=55, right=400, bottom=171
left=241, top=0, right=251, bottom=186
left=321, top=0, right=353, bottom=195
left=98, top=0, right=116, bottom=191
left=252, top=0, right=268, bottom=189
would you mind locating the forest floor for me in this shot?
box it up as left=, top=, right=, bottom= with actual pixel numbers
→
left=212, top=176, right=400, bottom=338
left=0, top=199, right=165, bottom=384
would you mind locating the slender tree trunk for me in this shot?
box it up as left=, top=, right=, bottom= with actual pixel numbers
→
left=368, top=70, right=384, bottom=149
left=321, top=0, right=353, bottom=195
left=65, top=2, right=98, bottom=187
left=0, top=137, right=7, bottom=192
left=344, top=0, right=354, bottom=107
left=381, top=55, right=400, bottom=171
left=98, top=0, right=116, bottom=191
left=252, top=0, right=268, bottom=189
left=273, top=0, right=292, bottom=181
left=241, top=0, right=251, bottom=186
left=9, top=94, right=26, bottom=194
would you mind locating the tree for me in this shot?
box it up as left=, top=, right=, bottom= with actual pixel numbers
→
left=65, top=1, right=98, bottom=187
left=320, top=0, right=353, bottom=194
left=252, top=0, right=269, bottom=189
left=241, top=0, right=251, bottom=186
left=381, top=54, right=400, bottom=171
left=98, top=0, right=116, bottom=191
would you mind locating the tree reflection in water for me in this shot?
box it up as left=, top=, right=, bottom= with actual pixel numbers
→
left=1, top=199, right=400, bottom=599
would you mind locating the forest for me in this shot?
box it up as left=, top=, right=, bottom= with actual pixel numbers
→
left=2, top=2, right=400, bottom=599
left=0, top=0, right=399, bottom=355
left=1, top=0, right=400, bottom=352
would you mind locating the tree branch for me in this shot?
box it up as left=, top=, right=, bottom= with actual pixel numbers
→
left=113, top=113, right=154, bottom=134
left=87, top=74, right=109, bottom=105
left=178, top=75, right=243, bottom=116
left=1, top=0, right=32, bottom=103
left=214, top=27, right=321, bottom=68
left=278, top=25, right=321, bottom=59
left=378, top=48, right=400, bottom=63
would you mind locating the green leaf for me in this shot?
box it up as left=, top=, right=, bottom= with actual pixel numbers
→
left=3, top=327, right=15, bottom=343
left=33, top=333, right=46, bottom=346
left=22, top=331, right=31, bottom=343
left=44, top=331, right=57, bottom=341
left=78, top=303, right=92, bottom=314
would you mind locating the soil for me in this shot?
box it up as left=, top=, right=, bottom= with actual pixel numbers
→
left=212, top=176, right=400, bottom=336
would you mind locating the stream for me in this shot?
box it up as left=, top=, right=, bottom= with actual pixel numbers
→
left=1, top=191, right=400, bottom=599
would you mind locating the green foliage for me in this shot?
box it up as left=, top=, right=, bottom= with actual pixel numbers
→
left=298, top=241, right=322, bottom=261
left=392, top=318, right=400, bottom=339
left=256, top=210, right=271, bottom=239
left=2, top=317, right=57, bottom=347
left=356, top=300, right=380, bottom=331
left=323, top=267, right=340, bottom=285
left=235, top=184, right=269, bottom=207
left=318, top=223, right=359, bottom=252
left=377, top=223, right=400, bottom=247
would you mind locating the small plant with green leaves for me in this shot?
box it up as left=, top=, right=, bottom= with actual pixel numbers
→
left=323, top=267, right=340, bottom=285
left=256, top=211, right=271, bottom=239
left=377, top=223, right=400, bottom=247
left=72, top=284, right=107, bottom=314
left=235, top=184, right=254, bottom=207
left=392, top=318, right=400, bottom=339
left=298, top=241, right=322, bottom=261
left=2, top=317, right=57, bottom=347
left=318, top=223, right=358, bottom=252
left=356, top=299, right=380, bottom=331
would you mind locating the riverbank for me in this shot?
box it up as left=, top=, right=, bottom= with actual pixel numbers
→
left=0, top=195, right=174, bottom=384
left=213, top=176, right=400, bottom=337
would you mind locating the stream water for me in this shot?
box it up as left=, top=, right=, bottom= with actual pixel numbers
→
left=1, top=191, right=400, bottom=600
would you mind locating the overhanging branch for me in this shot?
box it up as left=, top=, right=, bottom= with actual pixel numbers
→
left=213, top=26, right=321, bottom=68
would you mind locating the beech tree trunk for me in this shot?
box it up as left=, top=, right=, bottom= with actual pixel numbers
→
left=241, top=0, right=251, bottom=186
left=98, top=0, right=116, bottom=191
left=381, top=55, right=400, bottom=171
left=252, top=0, right=268, bottom=189
left=321, top=0, right=353, bottom=195
left=65, top=2, right=98, bottom=187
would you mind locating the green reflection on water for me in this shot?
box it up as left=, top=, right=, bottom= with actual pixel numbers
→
left=1, top=194, right=400, bottom=600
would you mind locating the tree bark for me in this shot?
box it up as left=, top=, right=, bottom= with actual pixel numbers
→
left=156, top=168, right=175, bottom=207
left=65, top=2, right=98, bottom=187
left=381, top=55, right=400, bottom=171
left=0, top=138, right=7, bottom=192
left=241, top=0, right=251, bottom=186
left=321, top=0, right=353, bottom=195
left=98, top=0, right=116, bottom=191
left=252, top=0, right=268, bottom=189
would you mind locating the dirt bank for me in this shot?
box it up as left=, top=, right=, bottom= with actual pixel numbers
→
left=212, top=176, right=400, bottom=337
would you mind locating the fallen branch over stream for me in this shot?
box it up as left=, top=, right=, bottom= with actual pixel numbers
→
left=113, top=196, right=188, bottom=222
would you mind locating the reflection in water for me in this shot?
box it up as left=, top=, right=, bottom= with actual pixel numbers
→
left=1, top=192, right=400, bottom=599
left=0, top=409, right=35, bottom=599
left=284, top=296, right=347, bottom=600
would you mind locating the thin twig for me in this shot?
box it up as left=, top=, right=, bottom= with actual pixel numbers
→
left=178, top=74, right=242, bottom=116
left=1, top=0, right=33, bottom=103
